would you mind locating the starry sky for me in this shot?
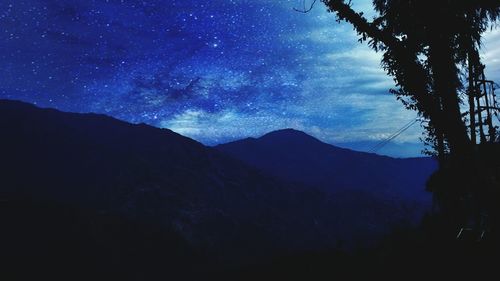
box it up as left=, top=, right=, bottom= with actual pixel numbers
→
left=1, top=0, right=499, bottom=157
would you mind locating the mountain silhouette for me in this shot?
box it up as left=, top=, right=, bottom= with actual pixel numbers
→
left=0, top=100, right=328, bottom=262
left=1, top=100, right=436, bottom=278
left=216, top=128, right=438, bottom=218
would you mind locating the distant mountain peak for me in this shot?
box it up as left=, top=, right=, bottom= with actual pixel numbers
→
left=216, top=127, right=437, bottom=202
left=262, top=128, right=308, bottom=136
left=259, top=128, right=323, bottom=143
left=266, top=128, right=301, bottom=133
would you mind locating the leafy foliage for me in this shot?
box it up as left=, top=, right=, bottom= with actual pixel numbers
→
left=321, top=0, right=500, bottom=156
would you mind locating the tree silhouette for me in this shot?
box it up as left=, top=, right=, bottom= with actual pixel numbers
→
left=319, top=0, right=500, bottom=229
left=321, top=0, right=499, bottom=157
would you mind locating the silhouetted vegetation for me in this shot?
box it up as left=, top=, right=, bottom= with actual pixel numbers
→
left=210, top=214, right=500, bottom=280
left=321, top=0, right=499, bottom=156
left=2, top=198, right=198, bottom=281
left=0, top=99, right=449, bottom=280
left=4, top=196, right=499, bottom=280
left=319, top=0, right=500, bottom=239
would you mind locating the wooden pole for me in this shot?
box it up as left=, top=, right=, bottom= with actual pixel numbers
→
left=468, top=54, right=477, bottom=145
left=475, top=66, right=486, bottom=144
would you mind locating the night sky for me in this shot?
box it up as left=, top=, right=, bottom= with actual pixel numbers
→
left=1, top=0, right=499, bottom=157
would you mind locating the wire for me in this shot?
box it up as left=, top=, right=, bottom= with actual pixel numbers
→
left=369, top=119, right=418, bottom=153
left=369, top=118, right=419, bottom=153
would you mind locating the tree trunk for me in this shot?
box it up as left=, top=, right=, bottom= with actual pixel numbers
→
left=428, top=31, right=471, bottom=158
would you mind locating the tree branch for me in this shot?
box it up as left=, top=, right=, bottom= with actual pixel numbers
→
left=321, top=0, right=445, bottom=134
left=293, top=0, right=318, bottom=13
left=321, top=0, right=398, bottom=49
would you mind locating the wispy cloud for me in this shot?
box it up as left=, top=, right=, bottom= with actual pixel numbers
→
left=3, top=0, right=499, bottom=157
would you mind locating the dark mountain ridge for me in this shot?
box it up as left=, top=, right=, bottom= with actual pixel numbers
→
left=1, top=99, right=436, bottom=279
left=216, top=128, right=437, bottom=203
left=0, top=101, right=312, bottom=262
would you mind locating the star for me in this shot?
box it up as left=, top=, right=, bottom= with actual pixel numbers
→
left=1, top=0, right=498, bottom=157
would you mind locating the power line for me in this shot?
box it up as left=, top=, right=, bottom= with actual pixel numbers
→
left=369, top=118, right=419, bottom=153
left=369, top=119, right=418, bottom=153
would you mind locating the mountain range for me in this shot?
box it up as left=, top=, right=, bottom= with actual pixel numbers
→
left=1, top=99, right=437, bottom=279
left=216, top=129, right=436, bottom=203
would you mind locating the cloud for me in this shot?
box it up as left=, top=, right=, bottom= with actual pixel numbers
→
left=483, top=28, right=500, bottom=82
left=5, top=0, right=499, bottom=157
left=151, top=0, right=421, bottom=150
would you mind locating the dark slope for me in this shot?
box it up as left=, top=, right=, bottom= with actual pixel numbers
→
left=3, top=199, right=196, bottom=281
left=0, top=101, right=323, bottom=259
left=1, top=100, right=435, bottom=279
left=217, top=128, right=437, bottom=198
left=1, top=100, right=380, bottom=273
left=216, top=128, right=438, bottom=221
